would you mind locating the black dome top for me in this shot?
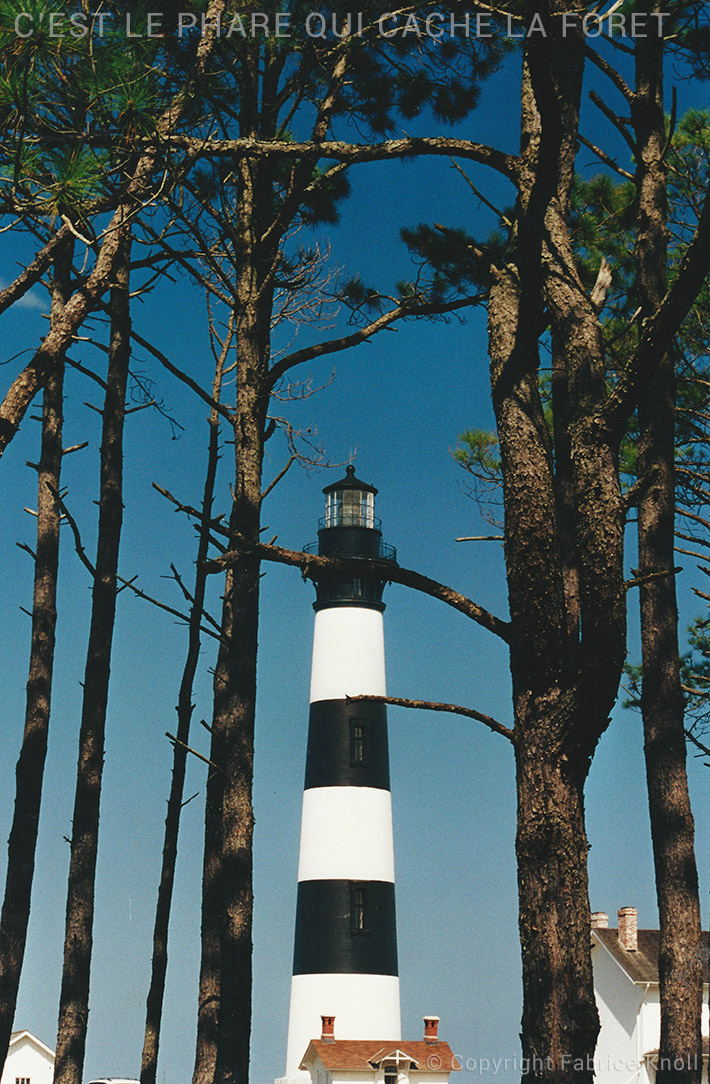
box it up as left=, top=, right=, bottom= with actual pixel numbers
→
left=322, top=464, right=378, bottom=495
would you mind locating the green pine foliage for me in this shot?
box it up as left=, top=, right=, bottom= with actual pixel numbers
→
left=0, top=0, right=194, bottom=217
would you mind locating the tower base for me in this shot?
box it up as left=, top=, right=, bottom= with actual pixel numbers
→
left=281, top=972, right=401, bottom=1081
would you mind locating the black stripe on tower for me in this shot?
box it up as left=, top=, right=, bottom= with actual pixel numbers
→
left=304, top=700, right=390, bottom=790
left=312, top=515, right=395, bottom=612
left=292, top=880, right=398, bottom=976
left=313, top=571, right=387, bottom=612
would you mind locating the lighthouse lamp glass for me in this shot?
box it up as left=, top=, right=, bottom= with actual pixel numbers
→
left=324, top=489, right=375, bottom=528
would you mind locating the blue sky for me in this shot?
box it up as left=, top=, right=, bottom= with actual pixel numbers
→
left=0, top=24, right=708, bottom=1084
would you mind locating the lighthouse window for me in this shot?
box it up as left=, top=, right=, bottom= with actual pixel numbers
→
left=350, top=720, right=369, bottom=765
left=363, top=491, right=375, bottom=528
left=325, top=486, right=375, bottom=527
left=325, top=491, right=341, bottom=527
left=350, top=885, right=368, bottom=932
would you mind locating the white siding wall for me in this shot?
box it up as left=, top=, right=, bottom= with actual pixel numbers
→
left=328, top=1069, right=454, bottom=1084
left=592, top=942, right=648, bottom=1084
left=593, top=938, right=709, bottom=1084
left=1, top=1036, right=54, bottom=1084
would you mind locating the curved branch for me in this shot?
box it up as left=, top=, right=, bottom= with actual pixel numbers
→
left=42, top=134, right=519, bottom=181
left=346, top=693, right=513, bottom=741
left=206, top=540, right=511, bottom=643
left=206, top=135, right=518, bottom=177
left=268, top=293, right=484, bottom=386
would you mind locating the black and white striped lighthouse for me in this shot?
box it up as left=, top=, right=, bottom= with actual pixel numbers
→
left=279, top=466, right=401, bottom=1082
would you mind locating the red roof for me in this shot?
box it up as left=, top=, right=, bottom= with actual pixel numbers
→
left=301, top=1040, right=460, bottom=1073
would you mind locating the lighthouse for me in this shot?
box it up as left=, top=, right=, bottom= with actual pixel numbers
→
left=278, top=466, right=401, bottom=1083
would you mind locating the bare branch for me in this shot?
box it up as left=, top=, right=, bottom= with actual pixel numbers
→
left=129, top=329, right=234, bottom=424
left=346, top=693, right=513, bottom=741
left=261, top=455, right=297, bottom=501
left=49, top=484, right=96, bottom=577
left=578, top=135, right=634, bottom=180
left=169, top=563, right=222, bottom=634
left=0, top=224, right=71, bottom=316
left=684, top=729, right=710, bottom=761
left=448, top=158, right=513, bottom=228
left=589, top=89, right=637, bottom=154
left=165, top=733, right=223, bottom=774
left=268, top=293, right=483, bottom=386
left=116, top=576, right=221, bottom=641
left=45, top=134, right=519, bottom=180
left=625, top=566, right=682, bottom=590
left=585, top=45, right=634, bottom=101
left=152, top=482, right=230, bottom=538
left=206, top=540, right=511, bottom=643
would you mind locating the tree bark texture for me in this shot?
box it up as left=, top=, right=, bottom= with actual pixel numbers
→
left=54, top=229, right=132, bottom=1084
left=634, top=7, right=703, bottom=1080
left=488, top=8, right=627, bottom=1080
left=515, top=731, right=599, bottom=1080
left=193, top=305, right=266, bottom=1084
left=0, top=239, right=73, bottom=1069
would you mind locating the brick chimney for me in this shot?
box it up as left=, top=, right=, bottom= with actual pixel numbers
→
left=591, top=912, right=609, bottom=929
left=321, top=1016, right=335, bottom=1042
left=424, top=1016, right=440, bottom=1043
left=617, top=907, right=638, bottom=952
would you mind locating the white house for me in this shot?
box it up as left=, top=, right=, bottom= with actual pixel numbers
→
left=0, top=1031, right=54, bottom=1084
left=299, top=1016, right=460, bottom=1084
left=592, top=907, right=709, bottom=1084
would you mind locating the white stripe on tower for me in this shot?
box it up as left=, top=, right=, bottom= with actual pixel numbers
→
left=309, top=607, right=386, bottom=702
left=278, top=468, right=401, bottom=1084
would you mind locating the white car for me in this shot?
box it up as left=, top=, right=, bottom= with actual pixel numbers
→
left=86, top=1078, right=139, bottom=1084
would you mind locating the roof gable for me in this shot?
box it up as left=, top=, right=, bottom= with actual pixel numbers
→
left=302, top=1040, right=460, bottom=1073
left=368, top=1048, right=421, bottom=1069
left=592, top=929, right=709, bottom=985
left=9, top=1031, right=56, bottom=1060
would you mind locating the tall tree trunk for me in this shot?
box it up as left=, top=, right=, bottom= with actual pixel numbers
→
left=192, top=397, right=263, bottom=1084
left=0, top=239, right=73, bottom=1068
left=515, top=733, right=599, bottom=1083
left=489, top=11, right=627, bottom=1080
left=193, top=756, right=222, bottom=1084
left=192, top=190, right=268, bottom=1084
left=141, top=353, right=226, bottom=1084
left=634, top=7, right=703, bottom=1081
left=54, top=228, right=132, bottom=1084
left=489, top=251, right=609, bottom=1082
left=193, top=39, right=279, bottom=1084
